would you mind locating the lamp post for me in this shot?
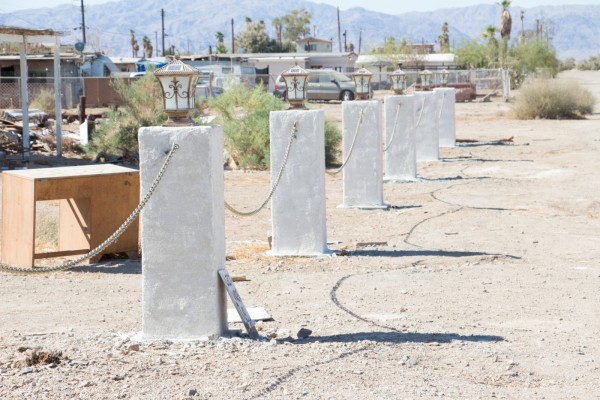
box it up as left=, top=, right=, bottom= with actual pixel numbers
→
left=352, top=65, right=372, bottom=100
left=390, top=67, right=407, bottom=95
left=281, top=64, right=309, bottom=109
left=439, top=68, right=449, bottom=87
left=154, top=58, right=200, bottom=126
left=420, top=69, right=432, bottom=91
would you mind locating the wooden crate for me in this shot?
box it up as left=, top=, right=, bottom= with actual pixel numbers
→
left=1, top=164, right=139, bottom=268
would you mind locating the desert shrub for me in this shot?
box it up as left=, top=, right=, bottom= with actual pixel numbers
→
left=209, top=84, right=342, bottom=169
left=577, top=54, right=600, bottom=71
left=85, top=73, right=166, bottom=157
left=512, top=78, right=596, bottom=119
left=30, top=88, right=55, bottom=113
left=324, top=119, right=341, bottom=166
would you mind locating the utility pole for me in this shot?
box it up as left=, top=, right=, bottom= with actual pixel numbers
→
left=231, top=18, right=235, bottom=53
left=337, top=7, right=342, bottom=52
left=161, top=9, right=166, bottom=56
left=343, top=30, right=347, bottom=52
left=155, top=31, right=158, bottom=57
left=80, top=0, right=86, bottom=44
left=358, top=29, right=362, bottom=54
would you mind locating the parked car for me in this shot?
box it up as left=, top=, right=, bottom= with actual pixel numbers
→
left=274, top=69, right=355, bottom=102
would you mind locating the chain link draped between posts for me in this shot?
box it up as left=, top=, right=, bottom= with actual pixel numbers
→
left=326, top=109, right=364, bottom=176
left=414, top=96, right=426, bottom=128
left=437, top=91, right=446, bottom=119
left=0, top=143, right=180, bottom=275
left=224, top=121, right=298, bottom=217
left=383, top=104, right=401, bottom=153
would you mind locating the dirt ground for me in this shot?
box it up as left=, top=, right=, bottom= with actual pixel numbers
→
left=0, top=71, right=599, bottom=399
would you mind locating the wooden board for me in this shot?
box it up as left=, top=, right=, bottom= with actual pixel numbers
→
left=218, top=268, right=259, bottom=340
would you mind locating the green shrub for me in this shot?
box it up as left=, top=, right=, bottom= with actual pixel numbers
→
left=512, top=78, right=596, bottom=119
left=85, top=73, right=166, bottom=157
left=209, top=84, right=342, bottom=169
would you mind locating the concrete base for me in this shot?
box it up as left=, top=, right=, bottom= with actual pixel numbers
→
left=434, top=87, right=456, bottom=147
left=138, top=126, right=227, bottom=341
left=383, top=95, right=417, bottom=181
left=414, top=91, right=440, bottom=162
left=340, top=101, right=386, bottom=209
left=269, top=110, right=330, bottom=256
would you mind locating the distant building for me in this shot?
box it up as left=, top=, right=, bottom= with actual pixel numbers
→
left=295, top=37, right=332, bottom=53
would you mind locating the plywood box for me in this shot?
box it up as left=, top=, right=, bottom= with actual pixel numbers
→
left=2, top=164, right=139, bottom=268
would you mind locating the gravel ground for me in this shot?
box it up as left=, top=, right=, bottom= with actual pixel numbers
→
left=0, top=71, right=599, bottom=399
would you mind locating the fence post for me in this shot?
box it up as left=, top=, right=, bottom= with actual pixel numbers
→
left=138, top=125, right=227, bottom=340
left=383, top=94, right=417, bottom=181
left=340, top=100, right=387, bottom=209
left=269, top=110, right=331, bottom=256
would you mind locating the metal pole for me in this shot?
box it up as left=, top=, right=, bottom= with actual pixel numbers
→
left=54, top=35, right=63, bottom=157
left=19, top=34, right=30, bottom=162
left=231, top=19, right=235, bottom=53
left=81, top=0, right=86, bottom=44
left=161, top=9, right=165, bottom=56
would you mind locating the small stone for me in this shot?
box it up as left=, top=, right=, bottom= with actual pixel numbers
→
left=188, top=388, right=198, bottom=396
left=269, top=339, right=277, bottom=346
left=127, top=344, right=140, bottom=353
left=297, top=328, right=312, bottom=339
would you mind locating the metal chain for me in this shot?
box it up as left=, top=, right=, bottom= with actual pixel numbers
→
left=224, top=121, right=298, bottom=217
left=438, top=91, right=446, bottom=119
left=414, top=96, right=426, bottom=128
left=0, top=143, right=180, bottom=275
left=383, top=104, right=401, bottom=153
left=326, top=109, right=364, bottom=176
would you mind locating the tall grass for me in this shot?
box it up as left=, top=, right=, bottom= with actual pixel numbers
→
left=512, top=78, right=596, bottom=120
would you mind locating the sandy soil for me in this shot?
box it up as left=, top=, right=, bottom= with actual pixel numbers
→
left=0, top=71, right=599, bottom=399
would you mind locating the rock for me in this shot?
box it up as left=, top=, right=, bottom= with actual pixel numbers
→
left=188, top=388, right=198, bottom=396
left=127, top=344, right=140, bottom=353
left=297, top=328, right=312, bottom=339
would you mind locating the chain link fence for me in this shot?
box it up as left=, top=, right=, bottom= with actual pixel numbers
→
left=0, top=77, right=84, bottom=110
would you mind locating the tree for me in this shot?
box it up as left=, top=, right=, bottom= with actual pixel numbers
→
left=129, top=30, right=139, bottom=58
left=272, top=17, right=283, bottom=47
left=499, top=0, right=512, bottom=40
left=280, top=8, right=311, bottom=43
left=482, top=25, right=499, bottom=65
left=455, top=39, right=488, bottom=69
left=215, top=31, right=227, bottom=54
left=235, top=18, right=276, bottom=53
left=438, top=22, right=450, bottom=53
left=142, top=36, right=153, bottom=59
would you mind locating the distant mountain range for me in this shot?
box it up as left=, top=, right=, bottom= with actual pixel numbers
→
left=0, top=0, right=598, bottom=60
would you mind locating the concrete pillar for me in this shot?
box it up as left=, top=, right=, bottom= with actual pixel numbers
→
left=269, top=110, right=330, bottom=256
left=414, top=91, right=440, bottom=162
left=434, top=87, right=456, bottom=147
left=340, top=100, right=387, bottom=208
left=383, top=94, right=417, bottom=181
left=138, top=126, right=227, bottom=341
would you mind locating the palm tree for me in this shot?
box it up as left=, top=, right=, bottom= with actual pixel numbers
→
left=142, top=36, right=153, bottom=59
left=129, top=29, right=139, bottom=58
left=483, top=25, right=499, bottom=64
left=499, top=0, right=512, bottom=40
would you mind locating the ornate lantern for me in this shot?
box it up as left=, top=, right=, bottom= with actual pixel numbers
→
left=439, top=68, right=450, bottom=87
left=154, top=58, right=200, bottom=126
left=390, top=67, right=407, bottom=95
left=352, top=65, right=372, bottom=100
left=281, top=64, right=309, bottom=109
left=420, top=69, right=433, bottom=91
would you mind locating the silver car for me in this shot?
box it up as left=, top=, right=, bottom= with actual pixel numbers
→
left=274, top=69, right=355, bottom=102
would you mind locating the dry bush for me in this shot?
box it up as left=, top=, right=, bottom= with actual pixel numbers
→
left=30, top=88, right=55, bottom=113
left=512, top=78, right=596, bottom=119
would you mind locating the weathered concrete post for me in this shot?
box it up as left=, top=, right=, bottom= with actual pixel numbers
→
left=340, top=100, right=387, bottom=208
left=138, top=126, right=227, bottom=340
left=414, top=91, right=441, bottom=162
left=269, top=110, right=330, bottom=256
left=434, top=87, right=456, bottom=147
left=383, top=94, right=417, bottom=181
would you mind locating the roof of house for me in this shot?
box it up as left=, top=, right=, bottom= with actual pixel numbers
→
left=296, top=37, right=332, bottom=44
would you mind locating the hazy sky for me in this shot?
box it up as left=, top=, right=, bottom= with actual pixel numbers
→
left=0, top=0, right=596, bottom=14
